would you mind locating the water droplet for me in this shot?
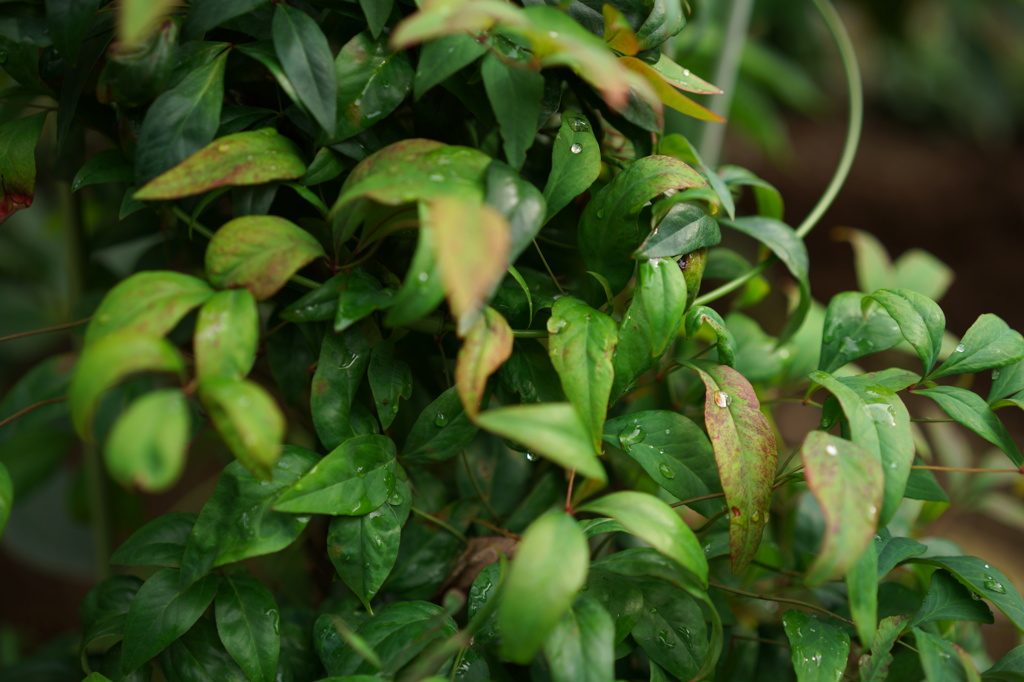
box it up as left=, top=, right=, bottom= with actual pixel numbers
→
left=618, top=424, right=646, bottom=450
left=596, top=209, right=606, bottom=219
left=714, top=391, right=731, bottom=408
left=825, top=444, right=838, bottom=456
left=751, top=510, right=761, bottom=522
left=659, top=463, right=676, bottom=479
left=548, top=31, right=559, bottom=38
left=664, top=429, right=671, bottom=435
left=993, top=369, right=1002, bottom=379
left=429, top=173, right=444, bottom=182
left=569, top=118, right=590, bottom=132
left=218, top=144, right=230, bottom=153
left=682, top=68, right=691, bottom=77
left=354, top=98, right=362, bottom=107
left=956, top=343, right=966, bottom=352
left=417, top=272, right=429, bottom=283
left=985, top=579, right=1007, bottom=594
left=269, top=165, right=277, bottom=171
left=570, top=142, right=582, bottom=154
left=868, top=504, right=878, bottom=518
left=434, top=412, right=448, bottom=427
left=526, top=452, right=538, bottom=461
left=549, top=318, right=567, bottom=334
left=656, top=630, right=675, bottom=648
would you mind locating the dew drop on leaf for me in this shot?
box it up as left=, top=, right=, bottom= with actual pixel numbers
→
left=434, top=412, right=448, bottom=427
left=955, top=343, right=966, bottom=352
left=658, top=463, right=675, bottom=479
left=714, top=391, right=731, bottom=408
left=526, top=452, right=537, bottom=461
left=825, top=444, right=838, bottom=456
left=618, top=424, right=646, bottom=449
left=984, top=579, right=1007, bottom=594
left=570, top=142, right=582, bottom=154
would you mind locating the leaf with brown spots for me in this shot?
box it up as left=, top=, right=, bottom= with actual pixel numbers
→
left=456, top=307, right=513, bottom=419
left=0, top=113, right=46, bottom=226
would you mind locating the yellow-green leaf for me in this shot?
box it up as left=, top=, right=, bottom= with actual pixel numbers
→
left=117, top=0, right=176, bottom=46
left=105, top=389, right=190, bottom=492
left=455, top=307, right=514, bottom=419
left=200, top=378, right=284, bottom=480
left=85, top=271, right=214, bottom=344
left=195, top=289, right=260, bottom=382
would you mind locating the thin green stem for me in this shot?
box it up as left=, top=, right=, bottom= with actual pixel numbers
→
left=709, top=581, right=854, bottom=625
left=0, top=317, right=91, bottom=343
left=693, top=257, right=772, bottom=307
left=411, top=507, right=468, bottom=543
left=671, top=491, right=726, bottom=508
left=532, top=239, right=566, bottom=295
left=912, top=465, right=1021, bottom=474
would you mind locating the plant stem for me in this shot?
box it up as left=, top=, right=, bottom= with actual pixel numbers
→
left=709, top=581, right=855, bottom=625
left=411, top=507, right=468, bottom=543
left=0, top=317, right=91, bottom=343
left=0, top=396, right=68, bottom=430
left=532, top=239, right=566, bottom=295
left=671, top=491, right=726, bottom=508
left=692, top=257, right=772, bottom=307
left=912, top=465, right=1022, bottom=474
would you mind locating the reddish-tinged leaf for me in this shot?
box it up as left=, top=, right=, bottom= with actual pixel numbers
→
left=205, top=215, right=325, bottom=300
left=200, top=378, right=284, bottom=480
left=801, top=431, right=884, bottom=586
left=649, top=54, right=722, bottom=94
left=134, top=129, right=306, bottom=200
left=691, top=361, right=776, bottom=573
left=85, top=271, right=214, bottom=344
left=455, top=307, right=514, bottom=418
left=0, top=113, right=46, bottom=226
left=619, top=57, right=725, bottom=123
left=603, top=5, right=638, bottom=56
left=390, top=0, right=525, bottom=50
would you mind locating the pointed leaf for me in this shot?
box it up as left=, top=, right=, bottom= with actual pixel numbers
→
left=274, top=435, right=396, bottom=515
left=983, top=645, right=1024, bottom=680
left=915, top=386, right=1023, bottom=467
left=484, top=160, right=546, bottom=263
left=182, top=0, right=269, bottom=39
left=456, top=307, right=514, bottom=419
left=85, top=271, right=214, bottom=344
left=684, top=305, right=736, bottom=366
left=310, top=326, right=376, bottom=451
left=47, top=0, right=101, bottom=63
left=402, top=386, right=478, bottom=462
left=649, top=54, right=722, bottom=95
left=498, top=511, right=589, bottom=664
left=547, top=297, right=617, bottom=452
left=636, top=257, right=687, bottom=358
left=360, top=0, right=393, bottom=38
left=105, top=389, right=190, bottom=492
left=272, top=4, right=337, bottom=136
left=215, top=573, right=280, bottom=682
left=782, top=610, right=850, bottom=682
left=602, top=5, right=637, bottom=55
left=911, top=555, right=1024, bottom=633
left=475, top=403, right=606, bottom=484
left=629, top=578, right=711, bottom=680
left=914, top=628, right=972, bottom=682
left=619, top=56, right=724, bottom=122
left=335, top=270, right=394, bottom=332
left=990, top=360, right=1024, bottom=404
left=858, top=615, right=909, bottom=681
left=413, top=33, right=487, bottom=99
left=910, top=570, right=994, bottom=628
left=543, top=595, right=614, bottom=682
left=818, top=291, right=902, bottom=373
left=0, top=112, right=46, bottom=225
left=543, top=111, right=599, bottom=222
left=205, top=215, right=325, bottom=300
left=335, top=31, right=414, bottom=142
left=926, top=314, right=1024, bottom=381
left=482, top=52, right=544, bottom=171
left=368, top=341, right=413, bottom=429
left=327, top=504, right=401, bottom=607
left=200, top=378, right=284, bottom=480
left=195, top=289, right=259, bottom=382
left=382, top=215, right=446, bottom=327
left=111, top=512, right=196, bottom=568
left=800, top=431, right=884, bottom=586
left=72, top=148, right=134, bottom=192
left=719, top=165, right=783, bottom=220
left=866, top=288, right=946, bottom=375
left=846, top=537, right=878, bottom=649
left=636, top=199, right=721, bottom=258
left=691, top=361, right=776, bottom=572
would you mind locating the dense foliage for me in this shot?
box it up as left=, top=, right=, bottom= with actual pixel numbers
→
left=2, top=1, right=1024, bottom=681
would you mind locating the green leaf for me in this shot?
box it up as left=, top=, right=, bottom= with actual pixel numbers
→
left=845, top=538, right=877, bottom=649
left=859, top=615, right=909, bottom=681
left=72, top=148, right=134, bottom=192
left=719, top=216, right=810, bottom=344
left=914, top=628, right=972, bottom=682
left=135, top=128, right=306, bottom=200
left=782, top=610, right=850, bottom=682
left=368, top=341, right=413, bottom=430
left=47, top=0, right=100, bottom=63
left=818, top=292, right=902, bottom=374
left=194, top=289, right=259, bottom=383
left=578, top=491, right=707, bottom=587
left=984, top=646, right=1024, bottom=681
left=543, top=111, right=600, bottom=222
left=481, top=52, right=543, bottom=171
left=85, top=271, right=214, bottom=344
left=70, top=331, right=186, bottom=440
left=80, top=575, right=144, bottom=667
left=382, top=218, right=446, bottom=328
left=579, top=155, right=705, bottom=294
left=543, top=595, right=615, bottom=682
left=990, top=360, right=1024, bottom=404
left=0, top=113, right=46, bottom=225
left=335, top=270, right=394, bottom=333
left=335, top=31, right=413, bottom=142
left=413, top=33, right=487, bottom=99
left=498, top=511, right=589, bottom=664
left=272, top=4, right=337, bottom=136
left=327, top=504, right=401, bottom=608
left=274, top=434, right=396, bottom=515
left=105, top=389, right=190, bottom=492
left=926, top=314, right=1024, bottom=381
left=584, top=569, right=643, bottom=645
left=866, top=288, right=946, bottom=375
left=179, top=446, right=318, bottom=584
left=476, top=403, right=606, bottom=484
left=135, top=48, right=228, bottom=184
left=215, top=573, right=280, bottom=682
left=359, top=0, right=392, bottom=38
left=876, top=532, right=927, bottom=578
left=910, top=570, right=994, bottom=628
left=200, top=378, right=284, bottom=480
left=547, top=297, right=617, bottom=452
left=636, top=199, right=721, bottom=259
left=691, top=361, right=776, bottom=573
left=0, top=461, right=11, bottom=540
left=658, top=134, right=734, bottom=219
left=683, top=306, right=736, bottom=367
left=911, top=555, right=1024, bottom=632
left=636, top=257, right=687, bottom=358
left=402, top=386, right=478, bottom=462
left=915, top=386, right=1023, bottom=467
left=161, top=616, right=248, bottom=682
left=718, top=165, right=783, bottom=220
left=117, top=0, right=176, bottom=46
left=310, top=326, right=376, bottom=451
left=279, top=272, right=347, bottom=323
left=205, top=215, right=325, bottom=300
left=456, top=307, right=514, bottom=419
left=182, top=0, right=268, bottom=39
left=121, top=568, right=220, bottom=674
left=630, top=578, right=710, bottom=681
left=800, top=431, right=884, bottom=586
left=111, top=512, right=196, bottom=568
left=484, top=162, right=546, bottom=264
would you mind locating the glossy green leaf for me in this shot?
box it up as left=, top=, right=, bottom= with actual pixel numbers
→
left=135, top=128, right=305, bottom=200
left=80, top=575, right=144, bottom=667
left=105, top=389, right=190, bottom=492
left=910, top=570, right=994, bottom=629
left=691, top=361, right=776, bottom=572
left=121, top=568, right=220, bottom=673
left=818, top=291, right=902, bottom=373
left=274, top=434, right=396, bottom=515
left=200, top=378, right=284, bottom=480
left=70, top=331, right=185, bottom=440
left=360, top=0, right=392, bottom=37
left=135, top=48, right=228, bottom=184
left=413, top=33, right=487, bottom=99
left=72, top=148, right=133, bottom=192
left=205, top=215, right=325, bottom=300
left=800, top=431, right=884, bottom=586
left=382, top=217, right=446, bottom=328
left=310, top=326, right=376, bottom=451
left=984, top=646, right=1024, bottom=681
left=0, top=113, right=47, bottom=225
left=272, top=4, right=336, bottom=136
left=179, top=446, right=318, bottom=584
left=368, top=341, right=413, bottom=430
left=215, top=573, right=280, bottom=682
left=0, top=462, right=11, bottom=540
left=481, top=52, right=543, bottom=171
left=279, top=272, right=346, bottom=323
left=579, top=491, right=707, bottom=587
left=498, top=511, right=589, bottom=664
left=194, top=289, right=259, bottom=382
left=547, top=297, right=617, bottom=452
left=926, top=314, right=1024, bottom=381
left=543, top=595, right=614, bottom=682
left=476, top=403, right=606, bottom=484
left=990, top=360, right=1024, bottom=404
left=484, top=159, right=546, bottom=266
left=161, top=617, right=249, bottom=681
left=718, top=164, right=783, bottom=220
left=914, top=628, right=972, bottom=682
left=335, top=271, right=393, bottom=333
left=657, top=134, right=734, bottom=218
left=111, top=512, right=196, bottom=568
left=455, top=307, right=513, bottom=419
left=809, top=371, right=881, bottom=459
left=876, top=532, right=927, bottom=578
left=636, top=199, right=721, bottom=259
left=85, top=271, right=214, bottom=345
left=867, top=288, right=946, bottom=375
left=637, top=257, right=687, bottom=358
left=543, top=111, right=599, bottom=222
left=584, top=569, right=643, bottom=645
left=630, top=578, right=710, bottom=680
left=845, top=538, right=877, bottom=649
left=327, top=504, right=401, bottom=608
left=911, top=555, right=1024, bottom=635
left=579, top=155, right=705, bottom=294
left=402, top=386, right=478, bottom=462
left=182, top=0, right=268, bottom=39
left=858, top=614, right=909, bottom=681
left=915, top=386, right=1023, bottom=467
left=782, top=610, right=850, bottom=682
left=684, top=305, right=736, bottom=366
left=335, top=31, right=413, bottom=142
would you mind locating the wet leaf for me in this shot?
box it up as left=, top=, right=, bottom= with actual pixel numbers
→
left=866, top=288, right=946, bottom=375
left=383, top=216, right=446, bottom=328
left=691, top=361, right=776, bottom=572
left=543, top=595, right=615, bottom=682
left=72, top=149, right=133, bottom=192
left=636, top=257, right=687, bottom=358
left=311, top=326, right=376, bottom=451
left=160, top=613, right=247, bottom=681
left=476, top=403, right=606, bottom=484
left=636, top=199, right=721, bottom=259
left=649, top=53, right=722, bottom=95
left=413, top=33, right=488, bottom=99
left=195, top=289, right=259, bottom=382
left=800, top=431, right=883, bottom=586
left=215, top=573, right=280, bottom=682
left=926, top=314, right=1024, bottom=381
left=498, top=511, right=588, bottom=664
left=630, top=578, right=709, bottom=680
left=683, top=306, right=736, bottom=367
left=402, top=386, right=478, bottom=462
left=368, top=340, right=413, bottom=430
left=111, top=512, right=196, bottom=568
left=327, top=504, right=401, bottom=608
left=200, top=378, right=284, bottom=480
left=915, top=386, right=1023, bottom=467
left=818, top=292, right=902, bottom=373
left=105, top=389, right=190, bottom=492
left=989, top=360, right=1024, bottom=404
left=0, top=112, right=46, bottom=225
left=274, top=434, right=396, bottom=515
left=335, top=31, right=413, bottom=142
left=914, top=628, right=972, bottom=682
left=85, top=271, right=214, bottom=344
left=272, top=3, right=336, bottom=136
left=858, top=615, right=909, bottom=681
left=911, top=555, right=1024, bottom=633
left=335, top=270, right=394, bottom=332
left=910, top=570, right=994, bottom=628
left=135, top=129, right=305, bottom=200
left=456, top=307, right=513, bottom=419
left=782, top=610, right=850, bottom=682
left=205, top=215, right=325, bottom=300
left=482, top=52, right=543, bottom=171
left=543, top=110, right=599, bottom=222
left=484, top=160, right=545, bottom=264
left=619, top=57, right=723, bottom=122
